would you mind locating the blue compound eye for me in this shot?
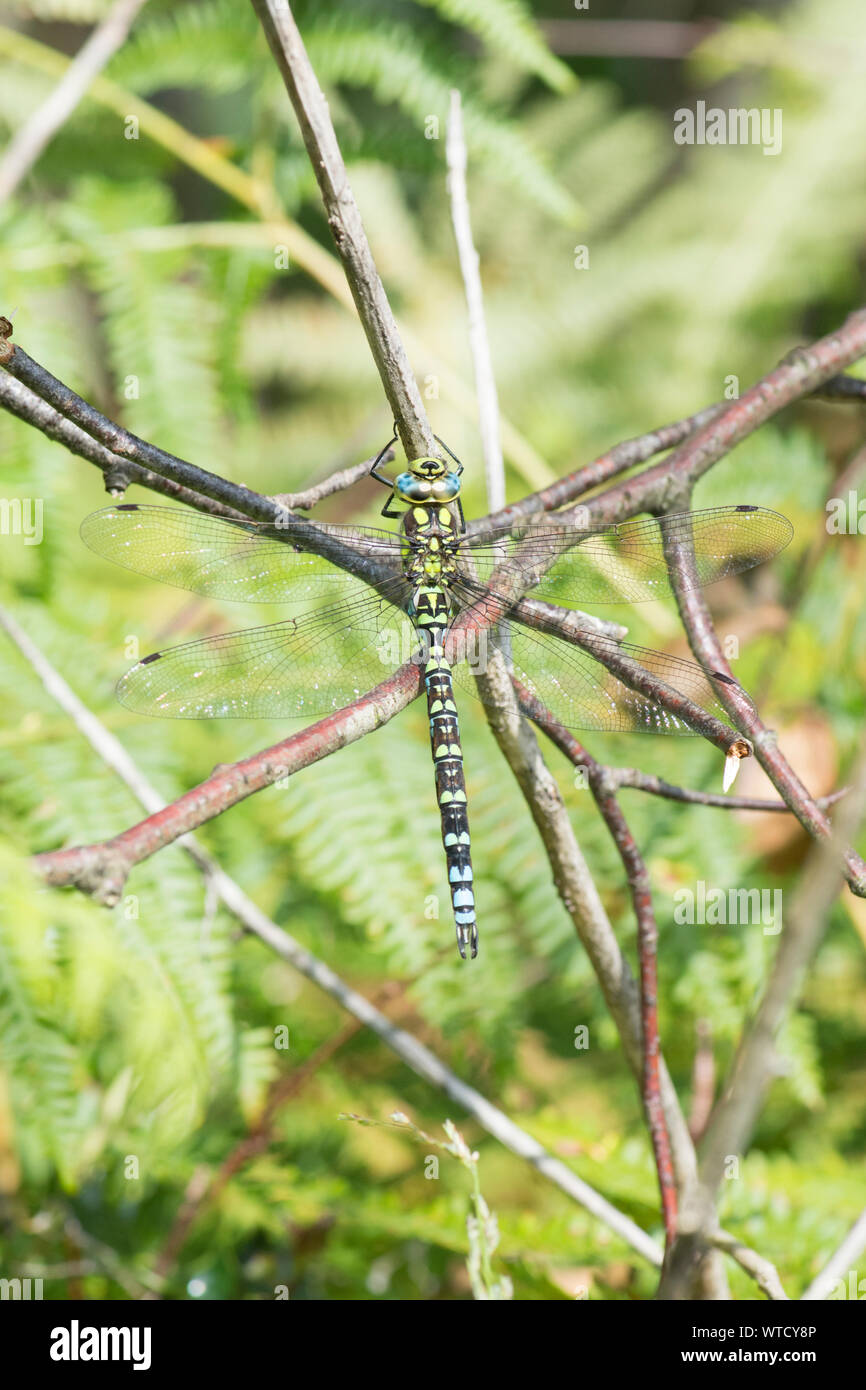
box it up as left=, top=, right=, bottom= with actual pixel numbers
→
left=431, top=472, right=461, bottom=500
left=396, top=472, right=433, bottom=500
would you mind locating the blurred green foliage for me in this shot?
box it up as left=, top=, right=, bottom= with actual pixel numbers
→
left=0, top=0, right=865, bottom=1300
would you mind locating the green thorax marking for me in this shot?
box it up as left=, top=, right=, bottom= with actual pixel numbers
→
left=397, top=457, right=463, bottom=609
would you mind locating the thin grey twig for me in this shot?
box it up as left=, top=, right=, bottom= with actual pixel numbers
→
left=711, top=1230, right=789, bottom=1301
left=250, top=0, right=435, bottom=461
left=446, top=88, right=505, bottom=511
left=0, top=0, right=150, bottom=206
left=271, top=448, right=392, bottom=510
left=801, top=1208, right=866, bottom=1301
left=443, top=97, right=690, bottom=1250
left=612, top=768, right=848, bottom=813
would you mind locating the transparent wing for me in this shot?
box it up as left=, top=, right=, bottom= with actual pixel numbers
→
left=450, top=621, right=736, bottom=735
left=115, top=577, right=419, bottom=719
left=80, top=504, right=402, bottom=603
left=457, top=506, right=793, bottom=605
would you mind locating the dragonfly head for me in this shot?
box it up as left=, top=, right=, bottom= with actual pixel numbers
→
left=396, top=456, right=461, bottom=503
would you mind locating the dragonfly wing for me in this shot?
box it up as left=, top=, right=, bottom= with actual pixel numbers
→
left=458, top=506, right=793, bottom=605
left=116, top=579, right=418, bottom=719
left=81, top=505, right=402, bottom=602
left=449, top=621, right=734, bottom=735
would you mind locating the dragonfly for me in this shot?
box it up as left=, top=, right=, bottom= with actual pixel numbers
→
left=80, top=438, right=793, bottom=960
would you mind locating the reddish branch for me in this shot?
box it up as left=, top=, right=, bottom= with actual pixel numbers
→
left=661, top=520, right=866, bottom=893
left=35, top=664, right=421, bottom=901
left=515, top=682, right=678, bottom=1247
left=477, top=313, right=866, bottom=530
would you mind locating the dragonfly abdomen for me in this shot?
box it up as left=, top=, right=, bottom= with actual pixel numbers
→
left=423, top=624, right=478, bottom=960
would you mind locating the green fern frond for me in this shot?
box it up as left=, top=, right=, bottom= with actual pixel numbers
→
left=306, top=20, right=576, bottom=223
left=110, top=0, right=259, bottom=97
left=415, top=0, right=574, bottom=93
left=54, top=177, right=226, bottom=464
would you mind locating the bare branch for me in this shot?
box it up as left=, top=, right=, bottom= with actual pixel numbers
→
left=711, top=1229, right=790, bottom=1301
left=0, top=368, right=248, bottom=517
left=801, top=1208, right=866, bottom=1301
left=272, top=447, right=393, bottom=510
left=0, top=324, right=280, bottom=522
left=611, top=767, right=848, bottom=813
left=463, top=633, right=701, bottom=1199
left=0, top=0, right=150, bottom=207
left=661, top=523, right=866, bottom=894
left=514, top=681, right=681, bottom=1248
left=478, top=315, right=866, bottom=532
left=32, top=661, right=421, bottom=903
left=250, top=0, right=435, bottom=460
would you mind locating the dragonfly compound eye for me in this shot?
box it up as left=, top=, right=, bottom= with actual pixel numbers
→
left=431, top=473, right=461, bottom=500
left=396, top=471, right=433, bottom=500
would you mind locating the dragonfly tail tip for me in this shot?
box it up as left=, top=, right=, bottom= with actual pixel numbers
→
left=456, top=923, right=479, bottom=960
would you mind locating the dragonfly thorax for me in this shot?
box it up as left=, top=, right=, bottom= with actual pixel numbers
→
left=395, top=457, right=461, bottom=503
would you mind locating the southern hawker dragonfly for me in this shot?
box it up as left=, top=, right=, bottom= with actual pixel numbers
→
left=81, top=442, right=793, bottom=959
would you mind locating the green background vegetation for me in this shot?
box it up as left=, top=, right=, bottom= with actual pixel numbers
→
left=0, top=0, right=865, bottom=1299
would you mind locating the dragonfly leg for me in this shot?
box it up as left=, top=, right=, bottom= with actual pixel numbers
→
left=433, top=434, right=465, bottom=477
left=369, top=428, right=398, bottom=487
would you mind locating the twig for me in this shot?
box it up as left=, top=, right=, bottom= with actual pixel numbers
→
left=661, top=520, right=866, bottom=894
left=0, top=0, right=149, bottom=206
left=611, top=767, right=848, bottom=813
left=460, top=622, right=701, bottom=1196
left=0, top=324, right=283, bottom=522
left=446, top=89, right=505, bottom=512
left=466, top=408, right=727, bottom=535
left=710, top=1229, right=789, bottom=1301
left=512, top=598, right=750, bottom=758
left=801, top=1208, right=866, bottom=1300
left=271, top=448, right=393, bottom=510
left=250, top=0, right=435, bottom=461
left=33, top=660, right=421, bottom=903
left=514, top=683, right=679, bottom=1247
left=477, top=318, right=866, bottom=532
left=0, top=368, right=248, bottom=517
